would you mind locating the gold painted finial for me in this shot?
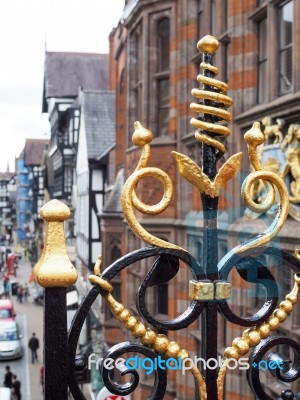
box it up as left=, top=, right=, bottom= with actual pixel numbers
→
left=40, top=199, right=71, bottom=221
left=132, top=121, right=153, bottom=147
left=33, top=200, right=77, bottom=288
left=197, top=35, right=219, bottom=53
left=244, top=122, right=265, bottom=148
left=173, top=36, right=242, bottom=199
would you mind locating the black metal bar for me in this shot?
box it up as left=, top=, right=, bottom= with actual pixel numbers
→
left=199, top=51, right=220, bottom=399
left=44, top=287, right=68, bottom=400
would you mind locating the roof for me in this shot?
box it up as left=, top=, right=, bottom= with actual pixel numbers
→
left=43, top=52, right=108, bottom=103
left=0, top=172, right=15, bottom=182
left=24, top=139, right=50, bottom=166
left=103, top=168, right=124, bottom=213
left=81, top=90, right=115, bottom=160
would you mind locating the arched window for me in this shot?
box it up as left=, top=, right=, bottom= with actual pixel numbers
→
left=157, top=18, right=170, bottom=72
left=110, top=245, right=121, bottom=264
left=156, top=18, right=170, bottom=137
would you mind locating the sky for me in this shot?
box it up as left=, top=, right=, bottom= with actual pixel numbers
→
left=0, top=0, right=125, bottom=172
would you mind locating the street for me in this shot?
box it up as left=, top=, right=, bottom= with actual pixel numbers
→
left=1, top=253, right=43, bottom=400
left=1, top=250, right=94, bottom=400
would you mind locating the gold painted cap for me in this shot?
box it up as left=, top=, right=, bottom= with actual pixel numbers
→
left=40, top=199, right=71, bottom=221
left=197, top=35, right=220, bottom=54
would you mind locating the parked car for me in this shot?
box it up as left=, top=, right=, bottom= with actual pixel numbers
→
left=0, top=320, right=23, bottom=360
left=0, top=299, right=15, bottom=320
left=0, top=387, right=11, bottom=400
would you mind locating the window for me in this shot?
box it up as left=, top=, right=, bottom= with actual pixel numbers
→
left=157, top=78, right=169, bottom=136
left=157, top=18, right=170, bottom=72
left=279, top=1, right=293, bottom=95
left=258, top=17, right=268, bottom=103
left=155, top=18, right=170, bottom=137
left=110, top=245, right=121, bottom=263
left=197, top=0, right=204, bottom=40
left=64, top=166, right=72, bottom=194
left=129, top=25, right=142, bottom=142
left=211, top=0, right=216, bottom=35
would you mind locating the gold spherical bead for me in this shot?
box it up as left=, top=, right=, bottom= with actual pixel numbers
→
left=117, top=309, right=131, bottom=322
left=280, top=300, right=293, bottom=313
left=177, top=349, right=189, bottom=360
left=267, top=316, right=280, bottom=330
left=258, top=323, right=270, bottom=338
left=224, top=347, right=240, bottom=360
left=152, top=334, right=169, bottom=354
left=141, top=329, right=157, bottom=345
left=124, top=316, right=138, bottom=330
left=274, top=308, right=287, bottom=322
left=232, top=338, right=250, bottom=355
left=197, top=35, right=219, bottom=54
left=165, top=342, right=180, bottom=358
left=132, top=121, right=153, bottom=146
left=245, top=330, right=261, bottom=347
left=132, top=322, right=147, bottom=338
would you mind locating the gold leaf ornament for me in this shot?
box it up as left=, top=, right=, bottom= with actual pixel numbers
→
left=172, top=151, right=243, bottom=197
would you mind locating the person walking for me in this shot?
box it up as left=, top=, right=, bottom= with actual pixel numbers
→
left=16, top=285, right=23, bottom=303
left=23, top=283, right=29, bottom=302
left=3, top=274, right=10, bottom=298
left=28, top=333, right=39, bottom=364
left=3, top=365, right=13, bottom=388
left=11, top=374, right=21, bottom=400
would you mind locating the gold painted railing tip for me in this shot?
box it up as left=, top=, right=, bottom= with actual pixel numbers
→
left=34, top=199, right=77, bottom=288
left=40, top=199, right=71, bottom=221
left=197, top=35, right=219, bottom=53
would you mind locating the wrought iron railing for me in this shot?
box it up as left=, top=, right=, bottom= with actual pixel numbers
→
left=35, top=36, right=300, bottom=400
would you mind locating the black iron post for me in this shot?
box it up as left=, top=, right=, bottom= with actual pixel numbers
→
left=44, top=288, right=68, bottom=400
left=33, top=199, right=78, bottom=400
left=200, top=50, right=220, bottom=399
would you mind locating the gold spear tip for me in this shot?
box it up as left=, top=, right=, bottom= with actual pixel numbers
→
left=132, top=121, right=153, bottom=146
left=40, top=199, right=71, bottom=222
left=197, top=35, right=220, bottom=54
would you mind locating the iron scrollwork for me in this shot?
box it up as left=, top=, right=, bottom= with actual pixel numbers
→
left=37, top=35, right=300, bottom=400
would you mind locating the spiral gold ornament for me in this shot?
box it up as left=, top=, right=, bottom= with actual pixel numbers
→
left=89, top=272, right=207, bottom=400
left=190, top=35, right=233, bottom=156
left=173, top=35, right=242, bottom=198
left=236, top=122, right=290, bottom=253
left=217, top=272, right=300, bottom=400
left=121, top=121, right=185, bottom=251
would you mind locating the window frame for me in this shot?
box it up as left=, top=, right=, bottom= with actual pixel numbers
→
left=278, top=0, right=293, bottom=95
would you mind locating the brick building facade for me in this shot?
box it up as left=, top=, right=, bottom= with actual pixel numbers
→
left=101, top=1, right=300, bottom=398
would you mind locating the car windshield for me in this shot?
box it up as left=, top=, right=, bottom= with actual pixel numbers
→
left=0, top=310, right=11, bottom=319
left=0, top=331, right=18, bottom=341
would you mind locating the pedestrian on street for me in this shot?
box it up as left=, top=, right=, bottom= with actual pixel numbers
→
left=3, top=274, right=10, bottom=298
left=3, top=365, right=13, bottom=388
left=28, top=332, right=39, bottom=364
left=23, top=283, right=29, bottom=302
left=16, top=284, right=23, bottom=303
left=11, top=374, right=21, bottom=400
